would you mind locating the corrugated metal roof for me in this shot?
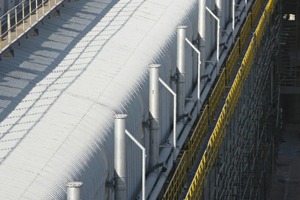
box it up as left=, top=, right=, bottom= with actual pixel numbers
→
left=0, top=0, right=197, bottom=199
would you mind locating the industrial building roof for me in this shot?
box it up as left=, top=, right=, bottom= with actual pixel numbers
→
left=0, top=0, right=196, bottom=199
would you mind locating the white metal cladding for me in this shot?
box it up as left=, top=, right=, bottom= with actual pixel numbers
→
left=0, top=0, right=200, bottom=199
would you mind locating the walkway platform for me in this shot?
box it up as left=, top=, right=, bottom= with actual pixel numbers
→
left=0, top=0, right=64, bottom=54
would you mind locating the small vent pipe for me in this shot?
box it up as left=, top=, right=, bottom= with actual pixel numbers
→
left=176, top=26, right=187, bottom=118
left=114, top=114, right=127, bottom=200
left=66, top=182, right=82, bottom=200
left=149, top=64, right=160, bottom=169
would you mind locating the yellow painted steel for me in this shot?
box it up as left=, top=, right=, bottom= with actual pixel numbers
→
left=266, top=0, right=276, bottom=15
left=188, top=105, right=209, bottom=170
left=242, top=38, right=256, bottom=77
left=255, top=11, right=267, bottom=47
left=185, top=0, right=276, bottom=198
left=225, top=38, right=240, bottom=85
left=240, top=13, right=252, bottom=51
left=252, top=0, right=263, bottom=26
left=185, top=104, right=228, bottom=200
left=208, top=69, right=226, bottom=122
left=162, top=151, right=188, bottom=200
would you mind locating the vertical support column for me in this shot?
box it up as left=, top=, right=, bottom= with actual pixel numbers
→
left=149, top=64, right=160, bottom=169
left=66, top=182, right=83, bottom=200
left=114, top=114, right=127, bottom=200
left=177, top=26, right=187, bottom=118
left=7, top=11, right=11, bottom=43
left=22, top=0, right=25, bottom=31
left=199, top=0, right=206, bottom=83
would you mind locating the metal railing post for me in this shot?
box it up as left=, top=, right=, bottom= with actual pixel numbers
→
left=14, top=7, right=18, bottom=37
left=7, top=10, right=11, bottom=43
left=185, top=38, right=201, bottom=113
left=206, top=7, right=220, bottom=63
left=29, top=0, right=32, bottom=25
left=36, top=0, right=38, bottom=20
left=125, top=130, right=146, bottom=200
left=22, top=0, right=25, bottom=31
left=42, top=0, right=45, bottom=15
left=159, top=78, right=177, bottom=162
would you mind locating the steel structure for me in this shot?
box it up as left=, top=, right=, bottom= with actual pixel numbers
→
left=163, top=0, right=280, bottom=199
left=0, top=0, right=281, bottom=199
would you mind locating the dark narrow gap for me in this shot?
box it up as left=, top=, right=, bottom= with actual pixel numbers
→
left=270, top=0, right=300, bottom=199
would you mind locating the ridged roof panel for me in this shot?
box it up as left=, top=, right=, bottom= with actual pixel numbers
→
left=0, top=0, right=197, bottom=199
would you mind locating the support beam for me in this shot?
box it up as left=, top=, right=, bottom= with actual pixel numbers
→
left=149, top=64, right=160, bottom=169
left=114, top=114, right=127, bottom=200
left=177, top=26, right=187, bottom=118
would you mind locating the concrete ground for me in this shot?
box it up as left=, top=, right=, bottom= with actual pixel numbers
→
left=269, top=124, right=300, bottom=200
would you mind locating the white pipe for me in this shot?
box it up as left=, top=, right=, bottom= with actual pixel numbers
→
left=114, top=114, right=127, bottom=200
left=149, top=64, right=160, bottom=169
left=29, top=0, right=32, bottom=25
left=7, top=11, right=11, bottom=43
left=177, top=25, right=187, bottom=118
left=159, top=78, right=177, bottom=162
left=35, top=0, right=38, bottom=20
left=232, top=0, right=235, bottom=32
left=216, top=0, right=222, bottom=29
left=139, top=1, right=254, bottom=199
left=66, top=182, right=83, bottom=200
left=185, top=38, right=201, bottom=113
left=199, top=0, right=206, bottom=86
left=206, top=7, right=220, bottom=63
left=125, top=130, right=146, bottom=200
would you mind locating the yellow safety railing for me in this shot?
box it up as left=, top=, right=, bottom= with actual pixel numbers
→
left=188, top=105, right=209, bottom=170
left=208, top=69, right=226, bottom=122
left=240, top=13, right=252, bottom=51
left=185, top=0, right=277, bottom=199
left=162, top=151, right=188, bottom=200
left=242, top=38, right=256, bottom=77
left=252, top=0, right=263, bottom=26
left=225, top=38, right=240, bottom=85
left=255, top=12, right=267, bottom=47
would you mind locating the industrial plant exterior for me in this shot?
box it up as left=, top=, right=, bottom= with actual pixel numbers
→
left=0, top=0, right=297, bottom=199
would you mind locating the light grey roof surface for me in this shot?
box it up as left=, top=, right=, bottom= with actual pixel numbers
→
left=0, top=0, right=197, bottom=199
